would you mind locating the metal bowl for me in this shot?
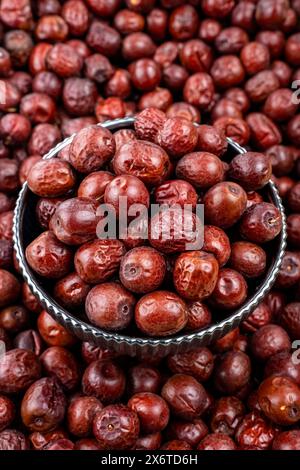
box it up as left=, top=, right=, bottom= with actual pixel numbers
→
left=13, top=117, right=287, bottom=358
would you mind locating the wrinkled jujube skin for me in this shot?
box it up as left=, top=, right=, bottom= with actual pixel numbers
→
left=113, top=140, right=170, bottom=187
left=81, top=342, right=117, bottom=365
left=20, top=92, right=56, bottom=124
left=40, top=346, right=80, bottom=392
left=176, top=151, right=225, bottom=190
left=246, top=113, right=282, bottom=150
left=67, top=396, right=103, bottom=438
left=13, top=329, right=44, bottom=356
left=129, top=58, right=161, bottom=92
left=165, top=418, right=208, bottom=448
left=162, top=374, right=208, bottom=421
left=235, top=411, right=277, bottom=450
left=114, top=129, right=137, bottom=151
left=0, top=113, right=31, bottom=145
left=210, top=397, right=245, bottom=436
left=211, top=55, right=245, bottom=89
left=44, top=439, right=75, bottom=450
left=32, top=71, right=62, bottom=99
left=29, top=427, right=68, bottom=450
left=96, top=96, right=126, bottom=121
left=134, top=107, right=166, bottom=142
left=46, top=43, right=83, bottom=78
left=85, top=282, right=135, bottom=331
left=213, top=351, right=251, bottom=395
left=258, top=376, right=300, bottom=426
left=166, top=102, right=200, bottom=123
left=0, top=210, right=13, bottom=242
left=0, top=430, right=29, bottom=451
left=156, top=117, right=198, bottom=159
left=272, top=430, right=300, bottom=450
left=167, top=347, right=214, bottom=383
left=128, top=392, right=170, bottom=434
left=0, top=239, right=13, bottom=270
left=137, top=89, right=172, bottom=114
left=0, top=159, right=19, bottom=193
left=287, top=214, right=300, bottom=248
left=183, top=73, right=215, bottom=110
left=21, top=377, right=66, bottom=433
left=204, top=182, right=247, bottom=229
left=213, top=117, right=251, bottom=147
left=78, top=171, right=114, bottom=202
left=35, top=15, right=69, bottom=42
left=251, top=324, right=291, bottom=362
left=197, top=433, right=237, bottom=450
left=210, top=268, right=248, bottom=310
left=49, top=197, right=99, bottom=245
left=212, top=327, right=240, bottom=353
left=19, top=156, right=42, bottom=186
left=173, top=251, right=219, bottom=301
left=264, top=89, right=298, bottom=122
left=127, top=365, right=161, bottom=396
left=53, top=272, right=90, bottom=310
left=27, top=159, right=76, bottom=198
left=104, top=174, right=150, bottom=217
left=186, top=301, right=212, bottom=331
left=86, top=20, right=121, bottom=57
left=288, top=182, right=300, bottom=212
left=28, top=123, right=61, bottom=156
left=240, top=41, right=270, bottom=76
left=25, top=231, right=73, bottom=279
left=93, top=404, right=140, bottom=450
left=135, top=291, right=188, bottom=337
left=161, top=439, right=193, bottom=450
left=229, top=241, right=267, bottom=279
left=154, top=179, right=198, bottom=210
left=280, top=302, right=300, bottom=339
left=203, top=226, right=231, bottom=267
left=21, top=282, right=42, bottom=315
left=75, top=239, right=126, bottom=284
left=119, top=247, right=166, bottom=294
left=228, top=152, right=272, bottom=191
left=264, top=350, right=300, bottom=387
left=242, top=302, right=272, bottom=333
left=240, top=202, right=283, bottom=244
left=212, top=98, right=243, bottom=121
left=61, top=117, right=97, bottom=138
left=0, top=395, right=15, bottom=432
left=276, top=177, right=295, bottom=200
left=69, top=125, right=115, bottom=174
left=197, top=124, right=228, bottom=156
left=0, top=349, right=41, bottom=394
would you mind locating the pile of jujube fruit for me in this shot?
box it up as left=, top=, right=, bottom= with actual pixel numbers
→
left=24, top=109, right=281, bottom=339
left=0, top=0, right=300, bottom=451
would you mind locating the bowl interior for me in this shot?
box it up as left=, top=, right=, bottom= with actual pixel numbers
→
left=14, top=118, right=287, bottom=355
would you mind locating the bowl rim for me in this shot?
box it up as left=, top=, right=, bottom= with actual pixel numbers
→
left=13, top=117, right=287, bottom=354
